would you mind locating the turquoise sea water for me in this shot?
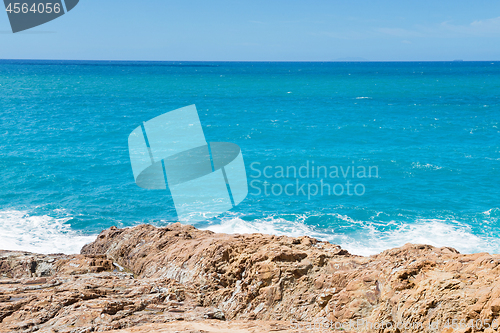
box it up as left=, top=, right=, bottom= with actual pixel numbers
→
left=0, top=60, right=498, bottom=255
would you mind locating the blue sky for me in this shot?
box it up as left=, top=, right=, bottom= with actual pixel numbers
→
left=1, top=0, right=500, bottom=61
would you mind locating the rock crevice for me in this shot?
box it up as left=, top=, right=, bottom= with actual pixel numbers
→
left=0, top=223, right=499, bottom=332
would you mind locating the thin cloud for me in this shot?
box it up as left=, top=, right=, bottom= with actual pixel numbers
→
left=375, top=27, right=424, bottom=37
left=314, top=31, right=369, bottom=40
left=312, top=16, right=500, bottom=41
left=441, top=16, right=500, bottom=35
left=375, top=16, right=500, bottom=38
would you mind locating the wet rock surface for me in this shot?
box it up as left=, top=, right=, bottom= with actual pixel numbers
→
left=1, top=223, right=499, bottom=332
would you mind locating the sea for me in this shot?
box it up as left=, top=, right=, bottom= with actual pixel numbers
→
left=0, top=60, right=498, bottom=256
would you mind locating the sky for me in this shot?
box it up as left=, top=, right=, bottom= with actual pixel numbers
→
left=1, top=0, right=500, bottom=61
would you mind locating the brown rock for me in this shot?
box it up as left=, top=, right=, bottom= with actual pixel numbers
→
left=0, top=223, right=499, bottom=332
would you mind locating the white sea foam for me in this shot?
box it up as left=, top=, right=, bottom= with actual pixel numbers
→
left=201, top=215, right=499, bottom=256
left=1, top=208, right=497, bottom=257
left=0, top=209, right=96, bottom=254
left=202, top=214, right=333, bottom=240
left=339, top=219, right=498, bottom=256
left=411, top=162, right=443, bottom=170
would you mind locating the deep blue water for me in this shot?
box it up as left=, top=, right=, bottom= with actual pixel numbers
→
left=0, top=60, right=498, bottom=255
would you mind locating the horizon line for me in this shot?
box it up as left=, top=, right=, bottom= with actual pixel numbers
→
left=0, top=58, right=498, bottom=63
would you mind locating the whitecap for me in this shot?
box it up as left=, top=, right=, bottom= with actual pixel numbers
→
left=197, top=214, right=500, bottom=256
left=411, top=162, right=443, bottom=170
left=0, top=209, right=96, bottom=254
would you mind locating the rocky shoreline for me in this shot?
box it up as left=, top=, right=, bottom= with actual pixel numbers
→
left=1, top=223, right=499, bottom=332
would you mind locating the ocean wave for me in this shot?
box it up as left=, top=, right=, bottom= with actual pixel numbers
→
left=411, top=162, right=443, bottom=170
left=200, top=214, right=499, bottom=256
left=0, top=209, right=96, bottom=254
left=483, top=208, right=500, bottom=218
left=1, top=208, right=498, bottom=257
left=339, top=219, right=498, bottom=256
left=201, top=214, right=335, bottom=240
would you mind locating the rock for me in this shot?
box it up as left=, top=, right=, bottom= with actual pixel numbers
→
left=0, top=223, right=499, bottom=332
left=204, top=309, right=225, bottom=320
